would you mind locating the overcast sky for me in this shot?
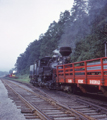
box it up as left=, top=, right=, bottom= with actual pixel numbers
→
left=0, top=0, right=74, bottom=72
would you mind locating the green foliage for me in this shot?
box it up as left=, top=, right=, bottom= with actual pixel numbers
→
left=15, top=0, right=107, bottom=74
left=15, top=40, right=41, bottom=73
left=71, top=34, right=105, bottom=62
left=40, top=20, right=64, bottom=58
left=16, top=74, right=30, bottom=83
left=70, top=0, right=107, bottom=62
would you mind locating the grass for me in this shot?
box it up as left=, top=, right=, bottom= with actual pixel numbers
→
left=5, top=74, right=30, bottom=83
left=16, top=74, right=30, bottom=83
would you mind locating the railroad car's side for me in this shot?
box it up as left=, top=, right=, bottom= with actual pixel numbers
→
left=56, top=57, right=107, bottom=96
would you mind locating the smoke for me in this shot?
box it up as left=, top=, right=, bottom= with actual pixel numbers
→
left=53, top=49, right=60, bottom=54
left=58, top=0, right=107, bottom=54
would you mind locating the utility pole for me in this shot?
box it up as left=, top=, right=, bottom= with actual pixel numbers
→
left=104, top=41, right=107, bottom=57
left=102, top=23, right=107, bottom=57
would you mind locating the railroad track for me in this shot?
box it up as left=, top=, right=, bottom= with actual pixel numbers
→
left=48, top=91, right=107, bottom=120
left=2, top=79, right=94, bottom=120
left=1, top=79, right=107, bottom=120
left=67, top=97, right=107, bottom=120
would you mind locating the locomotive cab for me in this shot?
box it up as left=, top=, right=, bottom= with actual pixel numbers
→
left=36, top=57, right=51, bottom=75
left=30, top=56, right=52, bottom=86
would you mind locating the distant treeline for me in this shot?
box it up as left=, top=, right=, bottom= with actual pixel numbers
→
left=15, top=0, right=107, bottom=74
left=0, top=71, right=8, bottom=77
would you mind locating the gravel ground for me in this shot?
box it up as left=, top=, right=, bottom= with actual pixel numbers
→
left=10, top=80, right=77, bottom=104
left=0, top=79, right=26, bottom=120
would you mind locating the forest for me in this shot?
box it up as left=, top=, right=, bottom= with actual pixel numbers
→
left=15, top=0, right=107, bottom=74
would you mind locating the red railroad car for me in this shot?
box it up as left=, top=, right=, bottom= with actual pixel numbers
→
left=56, top=57, right=107, bottom=96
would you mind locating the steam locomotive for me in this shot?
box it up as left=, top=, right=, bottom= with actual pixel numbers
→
left=29, top=47, right=72, bottom=89
left=29, top=47, right=107, bottom=96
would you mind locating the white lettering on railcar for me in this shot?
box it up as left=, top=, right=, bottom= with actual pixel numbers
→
left=78, top=79, right=83, bottom=83
left=68, top=79, right=72, bottom=83
left=90, top=80, right=100, bottom=85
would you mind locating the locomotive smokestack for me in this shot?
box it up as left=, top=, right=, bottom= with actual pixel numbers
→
left=60, top=47, right=72, bottom=56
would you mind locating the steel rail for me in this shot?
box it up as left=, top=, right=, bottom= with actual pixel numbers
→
left=3, top=81, right=51, bottom=120
left=76, top=98, right=107, bottom=113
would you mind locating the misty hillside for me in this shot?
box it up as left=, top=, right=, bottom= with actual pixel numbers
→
left=0, top=71, right=8, bottom=77
left=15, top=0, right=107, bottom=74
